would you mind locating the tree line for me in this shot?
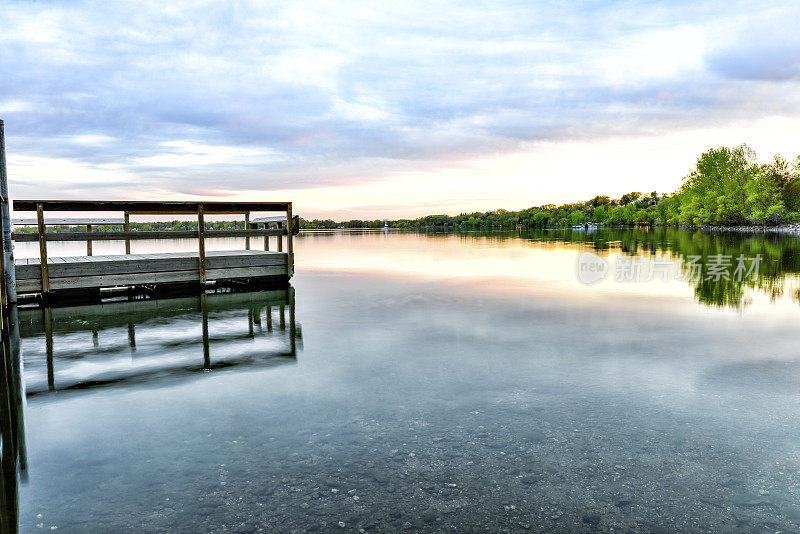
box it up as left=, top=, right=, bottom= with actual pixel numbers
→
left=301, top=145, right=800, bottom=230
left=14, top=221, right=245, bottom=233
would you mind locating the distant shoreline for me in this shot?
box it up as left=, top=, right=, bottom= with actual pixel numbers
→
left=301, top=225, right=800, bottom=235
left=680, top=222, right=800, bottom=235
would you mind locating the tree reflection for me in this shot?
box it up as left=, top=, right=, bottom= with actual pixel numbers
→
left=518, top=228, right=800, bottom=310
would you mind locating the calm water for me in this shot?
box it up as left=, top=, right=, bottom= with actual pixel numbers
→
left=4, top=228, right=800, bottom=533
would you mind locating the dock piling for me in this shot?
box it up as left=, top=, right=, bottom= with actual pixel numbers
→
left=286, top=202, right=294, bottom=277
left=0, top=120, right=18, bottom=305
left=123, top=212, right=130, bottom=254
left=197, top=204, right=206, bottom=284
left=36, top=203, right=50, bottom=294
left=245, top=212, right=250, bottom=250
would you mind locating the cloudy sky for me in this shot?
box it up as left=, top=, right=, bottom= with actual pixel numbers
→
left=2, top=1, right=800, bottom=219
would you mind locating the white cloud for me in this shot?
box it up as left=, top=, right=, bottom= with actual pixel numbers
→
left=134, top=141, right=279, bottom=168
left=0, top=0, right=799, bottom=215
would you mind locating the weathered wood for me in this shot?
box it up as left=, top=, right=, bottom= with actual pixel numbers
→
left=12, top=228, right=287, bottom=242
left=13, top=217, right=125, bottom=226
left=245, top=213, right=250, bottom=250
left=0, top=119, right=18, bottom=305
left=13, top=200, right=291, bottom=213
left=36, top=204, right=50, bottom=293
left=15, top=251, right=286, bottom=280
left=286, top=203, right=294, bottom=277
left=0, top=122, right=5, bottom=309
left=16, top=265, right=288, bottom=292
left=123, top=212, right=130, bottom=254
left=198, top=204, right=206, bottom=283
left=14, top=251, right=287, bottom=292
left=0, top=222, right=4, bottom=311
left=13, top=198, right=295, bottom=302
left=264, top=223, right=269, bottom=251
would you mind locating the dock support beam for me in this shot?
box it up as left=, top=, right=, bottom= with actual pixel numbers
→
left=286, top=202, right=294, bottom=277
left=0, top=120, right=17, bottom=304
left=244, top=212, right=250, bottom=250
left=86, top=224, right=92, bottom=256
left=123, top=212, right=130, bottom=254
left=197, top=204, right=206, bottom=284
left=36, top=203, right=50, bottom=295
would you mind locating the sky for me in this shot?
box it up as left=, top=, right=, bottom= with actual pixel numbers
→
left=1, top=0, right=800, bottom=220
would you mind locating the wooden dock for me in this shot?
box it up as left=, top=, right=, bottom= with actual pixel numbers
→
left=9, top=200, right=298, bottom=304
left=15, top=250, right=287, bottom=293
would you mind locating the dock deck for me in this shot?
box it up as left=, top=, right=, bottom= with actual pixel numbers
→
left=6, top=199, right=297, bottom=305
left=15, top=250, right=289, bottom=293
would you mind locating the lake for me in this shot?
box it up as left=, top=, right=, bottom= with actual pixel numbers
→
left=4, top=228, right=800, bottom=532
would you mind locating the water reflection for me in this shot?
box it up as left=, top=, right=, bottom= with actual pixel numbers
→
left=1, top=307, right=26, bottom=534
left=519, top=228, right=800, bottom=309
left=19, top=289, right=301, bottom=397
left=9, top=233, right=800, bottom=531
left=15, top=229, right=800, bottom=312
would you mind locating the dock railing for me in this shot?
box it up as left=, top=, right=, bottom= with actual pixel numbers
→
left=11, top=200, right=298, bottom=294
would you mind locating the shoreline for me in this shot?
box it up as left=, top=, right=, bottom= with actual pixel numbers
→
left=677, top=222, right=800, bottom=235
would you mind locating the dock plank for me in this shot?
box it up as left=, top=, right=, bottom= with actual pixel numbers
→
left=14, top=250, right=289, bottom=293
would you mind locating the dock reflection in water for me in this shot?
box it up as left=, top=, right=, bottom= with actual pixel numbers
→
left=18, top=289, right=301, bottom=397
left=1, top=289, right=300, bottom=533
left=1, top=307, right=26, bottom=534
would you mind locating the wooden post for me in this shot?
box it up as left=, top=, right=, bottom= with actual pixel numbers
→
left=0, top=222, right=4, bottom=315
left=286, top=203, right=294, bottom=277
left=123, top=212, right=130, bottom=254
left=277, top=222, right=283, bottom=252
left=86, top=224, right=92, bottom=256
left=197, top=204, right=206, bottom=284
left=279, top=305, right=286, bottom=330
left=264, top=223, right=269, bottom=251
left=0, top=120, right=18, bottom=304
left=244, top=212, right=250, bottom=250
left=36, top=203, right=50, bottom=294
left=266, top=305, right=272, bottom=331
